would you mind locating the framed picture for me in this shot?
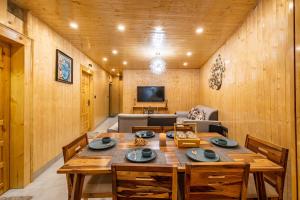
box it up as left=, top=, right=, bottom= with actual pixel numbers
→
left=55, top=49, right=73, bottom=84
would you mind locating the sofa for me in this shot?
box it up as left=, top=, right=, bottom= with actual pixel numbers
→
left=108, top=113, right=177, bottom=133
left=107, top=105, right=220, bottom=133
left=176, top=105, right=221, bottom=132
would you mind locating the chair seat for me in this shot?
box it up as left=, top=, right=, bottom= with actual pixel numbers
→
left=82, top=174, right=112, bottom=198
left=247, top=174, right=279, bottom=199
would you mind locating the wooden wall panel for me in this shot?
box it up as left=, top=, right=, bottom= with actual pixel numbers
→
left=93, top=68, right=109, bottom=126
left=26, top=13, right=110, bottom=173
left=122, top=69, right=200, bottom=114
left=110, top=76, right=121, bottom=116
left=199, top=0, right=296, bottom=199
left=295, top=0, right=300, bottom=197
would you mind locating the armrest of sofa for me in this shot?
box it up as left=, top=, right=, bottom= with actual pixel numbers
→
left=182, top=119, right=221, bottom=132
left=175, top=111, right=189, bottom=118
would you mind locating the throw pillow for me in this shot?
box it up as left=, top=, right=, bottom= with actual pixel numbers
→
left=195, top=110, right=206, bottom=120
left=187, top=107, right=198, bottom=119
left=187, top=108, right=206, bottom=120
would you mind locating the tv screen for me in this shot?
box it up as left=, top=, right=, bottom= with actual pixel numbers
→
left=137, top=86, right=165, bottom=102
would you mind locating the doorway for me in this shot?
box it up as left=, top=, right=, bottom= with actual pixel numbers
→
left=80, top=66, right=94, bottom=134
left=0, top=41, right=10, bottom=194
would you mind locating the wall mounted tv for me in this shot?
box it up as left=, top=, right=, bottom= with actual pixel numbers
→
left=137, top=86, right=165, bottom=102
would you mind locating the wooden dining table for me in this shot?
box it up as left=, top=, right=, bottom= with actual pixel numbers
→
left=57, top=132, right=283, bottom=200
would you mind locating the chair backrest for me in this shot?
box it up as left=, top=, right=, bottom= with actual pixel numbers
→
left=62, top=133, right=88, bottom=162
left=148, top=114, right=177, bottom=126
left=112, top=164, right=177, bottom=200
left=185, top=162, right=250, bottom=200
left=245, top=135, right=289, bottom=198
left=132, top=126, right=162, bottom=133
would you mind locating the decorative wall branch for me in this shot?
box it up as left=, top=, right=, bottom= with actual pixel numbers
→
left=208, top=54, right=226, bottom=90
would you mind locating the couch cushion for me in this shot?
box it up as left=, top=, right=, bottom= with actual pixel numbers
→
left=118, top=113, right=148, bottom=118
left=196, top=105, right=218, bottom=120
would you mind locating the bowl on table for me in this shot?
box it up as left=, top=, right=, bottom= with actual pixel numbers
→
left=204, top=149, right=216, bottom=159
left=141, top=148, right=153, bottom=158
left=102, top=137, right=112, bottom=144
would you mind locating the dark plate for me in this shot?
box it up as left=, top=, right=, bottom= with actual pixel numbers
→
left=125, top=149, right=157, bottom=163
left=166, top=131, right=174, bottom=139
left=210, top=137, right=239, bottom=148
left=186, top=148, right=220, bottom=162
left=135, top=130, right=155, bottom=138
left=88, top=138, right=117, bottom=150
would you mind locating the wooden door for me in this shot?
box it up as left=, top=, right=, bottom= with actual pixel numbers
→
left=80, top=71, right=91, bottom=133
left=0, top=43, right=10, bottom=194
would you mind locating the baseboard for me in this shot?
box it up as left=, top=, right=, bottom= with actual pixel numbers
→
left=32, top=153, right=62, bottom=181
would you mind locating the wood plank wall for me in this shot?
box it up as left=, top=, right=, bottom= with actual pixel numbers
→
left=294, top=0, right=300, bottom=197
left=198, top=0, right=296, bottom=199
left=25, top=13, right=110, bottom=174
left=122, top=69, right=200, bottom=114
left=110, top=76, right=121, bottom=116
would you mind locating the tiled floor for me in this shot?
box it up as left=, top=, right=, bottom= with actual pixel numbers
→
left=2, top=117, right=117, bottom=200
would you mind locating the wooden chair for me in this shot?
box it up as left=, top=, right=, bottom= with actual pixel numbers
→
left=185, top=162, right=250, bottom=200
left=112, top=163, right=177, bottom=200
left=132, top=126, right=162, bottom=133
left=245, top=135, right=289, bottom=200
left=62, top=133, right=112, bottom=200
left=162, top=125, right=194, bottom=133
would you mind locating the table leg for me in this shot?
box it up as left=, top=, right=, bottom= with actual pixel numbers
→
left=253, top=172, right=267, bottom=200
left=71, top=174, right=85, bottom=200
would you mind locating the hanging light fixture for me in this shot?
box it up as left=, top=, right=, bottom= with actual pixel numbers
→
left=149, top=57, right=166, bottom=75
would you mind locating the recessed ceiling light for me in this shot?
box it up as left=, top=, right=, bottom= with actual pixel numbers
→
left=183, top=62, right=188, bottom=66
left=117, top=24, right=125, bottom=32
left=102, top=57, right=108, bottom=62
left=123, top=61, right=128, bottom=65
left=186, top=51, right=192, bottom=57
left=111, top=68, right=116, bottom=72
left=112, top=49, right=118, bottom=55
left=69, top=22, right=78, bottom=29
left=155, top=26, right=163, bottom=32
left=196, top=27, right=204, bottom=34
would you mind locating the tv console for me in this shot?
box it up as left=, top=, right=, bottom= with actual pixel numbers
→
left=132, top=99, right=168, bottom=114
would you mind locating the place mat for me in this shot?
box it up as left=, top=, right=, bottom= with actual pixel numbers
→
left=111, top=149, right=167, bottom=165
left=175, top=147, right=232, bottom=164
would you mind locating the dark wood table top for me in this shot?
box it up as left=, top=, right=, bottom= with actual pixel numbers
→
left=57, top=132, right=283, bottom=174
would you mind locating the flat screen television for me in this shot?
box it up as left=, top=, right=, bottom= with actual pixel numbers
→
left=137, top=86, right=165, bottom=102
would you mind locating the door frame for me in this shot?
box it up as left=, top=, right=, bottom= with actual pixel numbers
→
left=0, top=40, right=10, bottom=193
left=0, top=23, right=33, bottom=188
left=80, top=65, right=94, bottom=133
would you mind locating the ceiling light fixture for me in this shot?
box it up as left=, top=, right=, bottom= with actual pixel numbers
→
left=112, top=49, right=118, bottom=55
left=123, top=61, right=128, bottom=65
left=69, top=22, right=79, bottom=29
left=183, top=62, right=188, bottom=66
left=111, top=68, right=116, bottom=72
left=102, top=57, right=108, bottom=62
left=149, top=57, right=166, bottom=75
left=196, top=27, right=204, bottom=34
left=154, top=26, right=163, bottom=32
left=186, top=51, right=192, bottom=57
left=117, top=24, right=126, bottom=32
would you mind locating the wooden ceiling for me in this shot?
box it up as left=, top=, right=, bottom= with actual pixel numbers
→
left=12, top=0, right=257, bottom=72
